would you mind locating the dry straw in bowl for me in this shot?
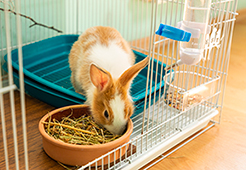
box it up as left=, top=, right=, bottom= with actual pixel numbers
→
left=42, top=109, right=121, bottom=145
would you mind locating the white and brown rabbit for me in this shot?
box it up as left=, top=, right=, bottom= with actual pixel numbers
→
left=69, top=26, right=149, bottom=135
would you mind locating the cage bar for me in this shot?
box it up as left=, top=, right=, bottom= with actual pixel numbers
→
left=0, top=0, right=238, bottom=169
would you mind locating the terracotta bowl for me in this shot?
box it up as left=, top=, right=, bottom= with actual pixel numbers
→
left=39, top=105, right=133, bottom=166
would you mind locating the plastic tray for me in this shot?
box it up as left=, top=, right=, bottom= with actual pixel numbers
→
left=10, top=68, right=83, bottom=107
left=5, top=35, right=173, bottom=117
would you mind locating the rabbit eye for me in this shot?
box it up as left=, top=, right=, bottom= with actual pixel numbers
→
left=104, top=110, right=109, bottom=119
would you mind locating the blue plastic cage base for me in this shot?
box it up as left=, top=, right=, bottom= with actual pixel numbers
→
left=4, top=35, right=173, bottom=118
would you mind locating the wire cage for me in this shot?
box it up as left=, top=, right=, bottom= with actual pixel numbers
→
left=0, top=0, right=238, bottom=169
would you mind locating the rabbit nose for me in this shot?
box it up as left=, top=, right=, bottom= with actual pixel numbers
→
left=104, top=119, right=128, bottom=135
left=121, top=124, right=128, bottom=135
left=116, top=123, right=127, bottom=135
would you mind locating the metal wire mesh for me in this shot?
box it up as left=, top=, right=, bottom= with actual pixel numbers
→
left=0, top=0, right=238, bottom=169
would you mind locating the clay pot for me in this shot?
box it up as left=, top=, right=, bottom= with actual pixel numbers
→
left=39, top=105, right=133, bottom=166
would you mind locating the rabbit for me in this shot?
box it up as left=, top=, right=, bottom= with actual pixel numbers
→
left=69, top=26, right=149, bottom=135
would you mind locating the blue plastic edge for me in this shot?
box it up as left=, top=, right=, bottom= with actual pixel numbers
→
left=5, top=35, right=170, bottom=103
left=3, top=63, right=84, bottom=107
left=155, top=23, right=191, bottom=42
left=4, top=35, right=174, bottom=118
left=6, top=35, right=86, bottom=101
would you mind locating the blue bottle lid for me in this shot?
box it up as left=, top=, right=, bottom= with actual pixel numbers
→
left=155, top=23, right=191, bottom=42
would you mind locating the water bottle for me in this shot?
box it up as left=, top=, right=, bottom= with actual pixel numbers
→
left=179, top=0, right=212, bottom=66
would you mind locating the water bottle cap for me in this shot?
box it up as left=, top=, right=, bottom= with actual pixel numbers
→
left=155, top=23, right=191, bottom=42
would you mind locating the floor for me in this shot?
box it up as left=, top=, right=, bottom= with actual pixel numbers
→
left=1, top=10, right=246, bottom=170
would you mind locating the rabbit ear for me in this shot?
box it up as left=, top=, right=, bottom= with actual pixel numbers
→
left=90, top=64, right=111, bottom=91
left=118, top=57, right=149, bottom=88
